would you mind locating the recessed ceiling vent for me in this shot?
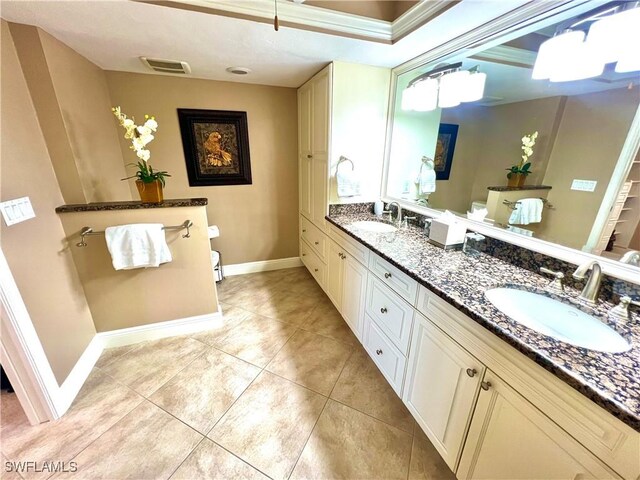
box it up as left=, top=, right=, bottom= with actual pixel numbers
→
left=140, top=57, right=191, bottom=75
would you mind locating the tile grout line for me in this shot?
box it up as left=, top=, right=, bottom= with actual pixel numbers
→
left=207, top=439, right=275, bottom=480
left=164, top=436, right=207, bottom=480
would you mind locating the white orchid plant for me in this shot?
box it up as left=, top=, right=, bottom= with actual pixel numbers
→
left=112, top=106, right=170, bottom=186
left=507, top=131, right=538, bottom=179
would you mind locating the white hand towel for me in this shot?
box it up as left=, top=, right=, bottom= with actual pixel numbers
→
left=207, top=225, right=220, bottom=239
left=105, top=223, right=172, bottom=270
left=508, top=198, right=543, bottom=225
left=418, top=168, right=436, bottom=194
left=336, top=165, right=361, bottom=197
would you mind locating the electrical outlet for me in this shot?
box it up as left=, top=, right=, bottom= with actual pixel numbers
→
left=0, top=197, right=35, bottom=226
left=571, top=179, right=597, bottom=192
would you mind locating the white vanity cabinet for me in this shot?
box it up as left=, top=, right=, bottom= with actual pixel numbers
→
left=458, top=371, right=617, bottom=479
left=403, top=311, right=485, bottom=470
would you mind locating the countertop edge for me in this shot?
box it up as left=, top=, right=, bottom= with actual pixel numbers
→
left=55, top=198, right=208, bottom=213
left=325, top=215, right=640, bottom=432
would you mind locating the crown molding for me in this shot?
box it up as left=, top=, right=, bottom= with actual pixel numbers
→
left=145, top=0, right=455, bottom=44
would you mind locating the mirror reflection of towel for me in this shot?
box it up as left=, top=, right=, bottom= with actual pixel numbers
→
left=336, top=164, right=361, bottom=197
left=418, top=169, right=436, bottom=194
left=508, top=198, right=543, bottom=225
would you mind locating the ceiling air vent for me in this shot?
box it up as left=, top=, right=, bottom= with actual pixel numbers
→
left=140, top=57, right=191, bottom=74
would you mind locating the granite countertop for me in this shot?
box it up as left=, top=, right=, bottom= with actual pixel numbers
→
left=486, top=185, right=552, bottom=191
left=327, top=211, right=640, bottom=432
left=55, top=198, right=208, bottom=213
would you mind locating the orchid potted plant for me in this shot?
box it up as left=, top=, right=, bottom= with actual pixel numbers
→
left=506, top=131, right=538, bottom=188
left=112, top=106, right=170, bottom=203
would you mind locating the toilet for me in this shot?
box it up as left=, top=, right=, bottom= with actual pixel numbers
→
left=471, top=200, right=487, bottom=212
left=208, top=225, right=224, bottom=282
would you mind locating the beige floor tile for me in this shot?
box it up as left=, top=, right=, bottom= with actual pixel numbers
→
left=266, top=329, right=352, bottom=395
left=94, top=344, right=137, bottom=369
left=191, top=304, right=252, bottom=346
left=150, top=348, right=260, bottom=434
left=409, top=427, right=455, bottom=480
left=1, top=370, right=143, bottom=480
left=1, top=453, right=23, bottom=480
left=331, top=347, right=415, bottom=434
left=272, top=267, right=324, bottom=296
left=170, top=439, right=268, bottom=480
left=204, top=313, right=297, bottom=367
left=99, top=335, right=208, bottom=397
left=55, top=401, right=201, bottom=480
left=209, top=371, right=326, bottom=480
left=291, top=399, right=413, bottom=480
left=300, top=301, right=359, bottom=346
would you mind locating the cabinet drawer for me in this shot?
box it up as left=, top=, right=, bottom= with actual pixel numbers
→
left=301, top=215, right=327, bottom=261
left=328, top=223, right=370, bottom=266
left=365, top=274, right=414, bottom=354
left=363, top=313, right=406, bottom=395
left=368, top=253, right=418, bottom=305
left=301, top=239, right=326, bottom=288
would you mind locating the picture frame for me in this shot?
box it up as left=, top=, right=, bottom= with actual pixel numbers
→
left=434, top=123, right=459, bottom=181
left=177, top=109, right=252, bottom=186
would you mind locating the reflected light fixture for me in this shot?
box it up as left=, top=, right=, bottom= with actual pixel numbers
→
left=402, top=63, right=487, bottom=112
left=532, top=3, right=640, bottom=83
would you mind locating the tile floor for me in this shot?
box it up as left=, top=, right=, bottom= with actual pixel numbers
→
left=1, top=267, right=454, bottom=480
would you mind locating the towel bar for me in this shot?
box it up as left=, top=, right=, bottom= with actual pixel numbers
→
left=76, top=220, right=193, bottom=247
left=503, top=198, right=554, bottom=211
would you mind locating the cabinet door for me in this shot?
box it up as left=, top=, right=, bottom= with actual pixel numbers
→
left=312, top=155, right=328, bottom=229
left=341, top=254, right=367, bottom=339
left=311, top=68, right=330, bottom=157
left=298, top=85, right=313, bottom=220
left=458, top=371, right=617, bottom=480
left=403, top=312, right=484, bottom=470
left=327, top=240, right=344, bottom=310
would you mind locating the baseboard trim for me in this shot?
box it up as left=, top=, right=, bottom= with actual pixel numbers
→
left=224, top=257, right=303, bottom=276
left=56, top=335, right=103, bottom=415
left=97, top=310, right=224, bottom=349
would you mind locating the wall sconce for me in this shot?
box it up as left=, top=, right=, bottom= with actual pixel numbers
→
left=402, top=63, right=487, bottom=112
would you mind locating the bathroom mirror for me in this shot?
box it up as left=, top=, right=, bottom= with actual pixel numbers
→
left=383, top=1, right=640, bottom=272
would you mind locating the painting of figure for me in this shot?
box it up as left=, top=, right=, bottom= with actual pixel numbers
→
left=434, top=123, right=459, bottom=181
left=178, top=109, right=252, bottom=186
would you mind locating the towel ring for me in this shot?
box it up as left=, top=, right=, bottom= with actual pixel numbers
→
left=337, top=156, right=355, bottom=171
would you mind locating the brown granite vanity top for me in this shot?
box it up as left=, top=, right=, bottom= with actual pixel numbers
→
left=486, top=185, right=552, bottom=191
left=55, top=198, right=208, bottom=213
left=327, top=211, right=640, bottom=432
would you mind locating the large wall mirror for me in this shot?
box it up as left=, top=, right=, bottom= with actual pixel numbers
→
left=383, top=1, right=640, bottom=277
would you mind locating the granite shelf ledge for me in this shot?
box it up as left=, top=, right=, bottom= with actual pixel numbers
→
left=487, top=185, right=552, bottom=192
left=55, top=198, right=208, bottom=213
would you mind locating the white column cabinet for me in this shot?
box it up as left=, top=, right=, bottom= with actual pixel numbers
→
left=457, top=371, right=617, bottom=480
left=403, top=311, right=485, bottom=470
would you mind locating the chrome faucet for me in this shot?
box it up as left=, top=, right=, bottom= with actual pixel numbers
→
left=620, top=250, right=640, bottom=266
left=383, top=201, right=403, bottom=226
left=572, top=260, right=603, bottom=304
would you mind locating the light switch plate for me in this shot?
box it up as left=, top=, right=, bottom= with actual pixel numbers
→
left=571, top=179, right=598, bottom=192
left=0, top=197, right=35, bottom=226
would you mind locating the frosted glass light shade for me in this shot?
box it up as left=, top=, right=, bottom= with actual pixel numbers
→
left=616, top=51, right=640, bottom=73
left=532, top=30, right=586, bottom=80
left=587, top=7, right=640, bottom=65
left=460, top=72, right=486, bottom=102
left=549, top=40, right=604, bottom=82
left=401, top=85, right=417, bottom=110
left=438, top=70, right=469, bottom=108
left=413, top=78, right=439, bottom=111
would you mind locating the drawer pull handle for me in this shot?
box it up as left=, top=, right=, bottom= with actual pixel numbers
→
left=314, top=241, right=319, bottom=245
left=384, top=272, right=392, bottom=279
left=376, top=349, right=383, bottom=355
left=380, top=307, right=388, bottom=314
left=314, top=268, right=319, bottom=272
left=307, top=154, right=312, bottom=159
left=466, top=368, right=477, bottom=378
left=302, top=229, right=306, bottom=232
left=481, top=381, right=492, bottom=391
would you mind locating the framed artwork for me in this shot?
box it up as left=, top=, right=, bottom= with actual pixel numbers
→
left=177, top=109, right=252, bottom=186
left=434, top=123, right=459, bottom=181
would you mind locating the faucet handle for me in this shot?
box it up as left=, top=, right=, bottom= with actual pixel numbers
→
left=609, top=296, right=640, bottom=322
left=540, top=267, right=564, bottom=292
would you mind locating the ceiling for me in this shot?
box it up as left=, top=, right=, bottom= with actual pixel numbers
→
left=0, top=0, right=528, bottom=88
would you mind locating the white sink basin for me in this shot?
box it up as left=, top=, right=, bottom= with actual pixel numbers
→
left=351, top=221, right=397, bottom=233
left=485, top=288, right=630, bottom=353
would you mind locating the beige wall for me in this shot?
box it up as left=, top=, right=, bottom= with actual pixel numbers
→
left=106, top=71, right=299, bottom=265
left=305, top=1, right=418, bottom=21
left=58, top=206, right=218, bottom=332
left=1, top=21, right=97, bottom=385
left=539, top=87, right=640, bottom=249
left=9, top=23, right=131, bottom=204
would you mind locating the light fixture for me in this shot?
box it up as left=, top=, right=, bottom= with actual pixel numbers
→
left=226, top=67, right=251, bottom=75
left=532, top=4, right=640, bottom=83
left=401, top=62, right=486, bottom=111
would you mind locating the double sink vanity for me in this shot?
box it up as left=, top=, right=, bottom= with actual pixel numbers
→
left=299, top=205, right=639, bottom=480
